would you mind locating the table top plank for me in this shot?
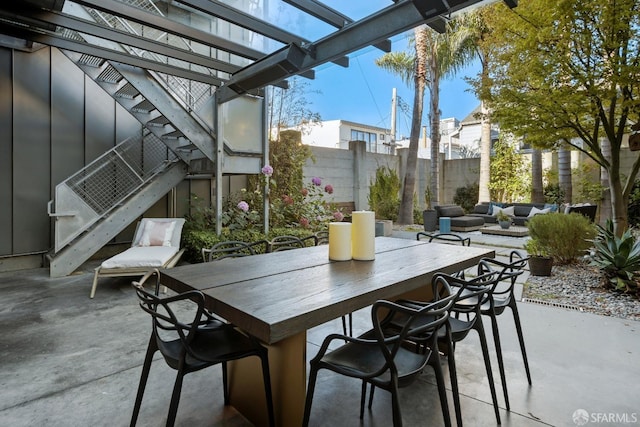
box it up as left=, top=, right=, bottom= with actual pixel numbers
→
left=160, top=237, right=494, bottom=344
left=160, top=237, right=425, bottom=293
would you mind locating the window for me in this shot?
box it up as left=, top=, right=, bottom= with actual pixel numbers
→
left=351, top=129, right=378, bottom=152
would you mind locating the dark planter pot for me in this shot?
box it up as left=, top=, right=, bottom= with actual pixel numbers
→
left=499, top=220, right=511, bottom=229
left=528, top=256, right=553, bottom=276
left=423, top=210, right=437, bottom=232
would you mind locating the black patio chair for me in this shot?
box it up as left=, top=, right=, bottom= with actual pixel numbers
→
left=417, top=231, right=471, bottom=278
left=380, top=272, right=502, bottom=426
left=201, top=240, right=256, bottom=262
left=315, top=230, right=329, bottom=245
left=476, top=250, right=531, bottom=411
left=302, top=296, right=456, bottom=427
left=416, top=231, right=471, bottom=246
left=268, top=235, right=306, bottom=252
left=130, top=278, right=275, bottom=427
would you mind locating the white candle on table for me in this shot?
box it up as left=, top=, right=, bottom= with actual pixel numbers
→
left=328, top=222, right=352, bottom=261
left=351, top=211, right=375, bottom=261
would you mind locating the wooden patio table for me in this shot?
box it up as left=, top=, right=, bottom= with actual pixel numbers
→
left=159, top=236, right=495, bottom=426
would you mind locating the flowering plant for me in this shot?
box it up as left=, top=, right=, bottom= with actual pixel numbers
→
left=220, top=190, right=261, bottom=231
left=269, top=175, right=343, bottom=229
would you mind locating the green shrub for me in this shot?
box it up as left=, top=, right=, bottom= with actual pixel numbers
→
left=526, top=212, right=596, bottom=264
left=453, top=183, right=479, bottom=213
left=543, top=183, right=565, bottom=205
left=368, top=166, right=400, bottom=221
left=591, top=219, right=640, bottom=295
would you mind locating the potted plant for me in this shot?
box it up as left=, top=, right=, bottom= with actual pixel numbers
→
left=496, top=210, right=512, bottom=229
left=524, top=238, right=553, bottom=276
left=422, top=187, right=437, bottom=232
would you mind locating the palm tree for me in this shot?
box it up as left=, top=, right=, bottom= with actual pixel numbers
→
left=376, top=22, right=476, bottom=224
left=458, top=8, right=496, bottom=205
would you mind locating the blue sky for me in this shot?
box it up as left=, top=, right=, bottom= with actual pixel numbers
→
left=295, top=1, right=483, bottom=139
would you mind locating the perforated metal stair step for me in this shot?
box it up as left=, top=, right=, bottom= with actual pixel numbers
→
left=77, top=53, right=105, bottom=68
left=147, top=116, right=171, bottom=127
left=114, top=82, right=139, bottom=99
left=163, top=130, right=185, bottom=139
left=131, top=99, right=155, bottom=113
left=96, top=65, right=122, bottom=84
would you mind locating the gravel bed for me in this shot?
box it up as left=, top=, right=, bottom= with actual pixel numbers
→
left=523, top=262, right=640, bottom=321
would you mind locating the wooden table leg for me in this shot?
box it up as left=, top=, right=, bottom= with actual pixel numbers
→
left=229, top=332, right=307, bottom=427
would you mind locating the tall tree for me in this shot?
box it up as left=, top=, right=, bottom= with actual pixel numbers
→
left=268, top=77, right=322, bottom=141
left=461, top=9, right=495, bottom=204
left=487, top=0, right=640, bottom=234
left=376, top=23, right=475, bottom=224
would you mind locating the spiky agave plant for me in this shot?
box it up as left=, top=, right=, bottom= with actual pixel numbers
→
left=591, top=220, right=640, bottom=295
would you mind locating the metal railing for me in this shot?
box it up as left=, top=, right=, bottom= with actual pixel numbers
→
left=49, top=133, right=180, bottom=252
left=64, top=133, right=177, bottom=215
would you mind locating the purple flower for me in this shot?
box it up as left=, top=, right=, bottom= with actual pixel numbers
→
left=261, top=165, right=273, bottom=177
left=237, top=201, right=249, bottom=212
left=311, top=177, right=322, bottom=186
left=324, top=184, right=333, bottom=194
left=333, top=211, right=344, bottom=222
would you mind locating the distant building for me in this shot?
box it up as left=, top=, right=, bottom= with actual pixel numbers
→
left=287, top=120, right=395, bottom=154
left=286, top=106, right=500, bottom=159
left=449, top=105, right=500, bottom=157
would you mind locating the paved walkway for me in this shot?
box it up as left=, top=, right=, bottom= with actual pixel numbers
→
left=1, top=229, right=638, bottom=426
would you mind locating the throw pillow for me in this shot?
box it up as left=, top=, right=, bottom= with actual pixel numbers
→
left=487, top=201, right=505, bottom=215
left=544, top=203, right=558, bottom=213
left=492, top=205, right=515, bottom=217
left=527, top=206, right=551, bottom=218
left=138, top=220, right=176, bottom=247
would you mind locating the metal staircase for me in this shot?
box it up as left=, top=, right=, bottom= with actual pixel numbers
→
left=47, top=2, right=222, bottom=276
left=48, top=0, right=268, bottom=276
left=48, top=133, right=188, bottom=277
left=62, top=50, right=216, bottom=163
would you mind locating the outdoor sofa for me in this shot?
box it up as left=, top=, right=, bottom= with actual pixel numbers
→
left=469, top=202, right=596, bottom=226
left=470, top=202, right=549, bottom=226
left=434, top=204, right=485, bottom=232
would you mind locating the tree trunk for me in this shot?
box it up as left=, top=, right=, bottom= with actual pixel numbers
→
left=478, top=100, right=491, bottom=204
left=531, top=148, right=544, bottom=203
left=397, top=27, right=427, bottom=225
left=600, top=138, right=612, bottom=229
left=429, top=56, right=441, bottom=209
left=558, top=144, right=572, bottom=203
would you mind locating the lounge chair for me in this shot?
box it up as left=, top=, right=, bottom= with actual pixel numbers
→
left=90, top=218, right=185, bottom=298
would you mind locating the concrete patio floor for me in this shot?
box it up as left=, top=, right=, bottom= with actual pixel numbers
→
left=1, top=230, right=638, bottom=426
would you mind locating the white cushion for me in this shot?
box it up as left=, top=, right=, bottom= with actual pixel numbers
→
left=528, top=206, right=551, bottom=217
left=132, top=218, right=185, bottom=247
left=101, top=246, right=179, bottom=269
left=492, top=205, right=515, bottom=217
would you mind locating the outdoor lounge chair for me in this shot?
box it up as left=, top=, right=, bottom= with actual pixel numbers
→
left=90, top=218, right=185, bottom=299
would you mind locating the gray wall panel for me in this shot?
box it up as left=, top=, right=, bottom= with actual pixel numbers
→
left=115, top=103, right=141, bottom=143
left=0, top=48, right=13, bottom=255
left=13, top=48, right=51, bottom=254
left=85, top=76, right=115, bottom=162
left=51, top=48, right=85, bottom=186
